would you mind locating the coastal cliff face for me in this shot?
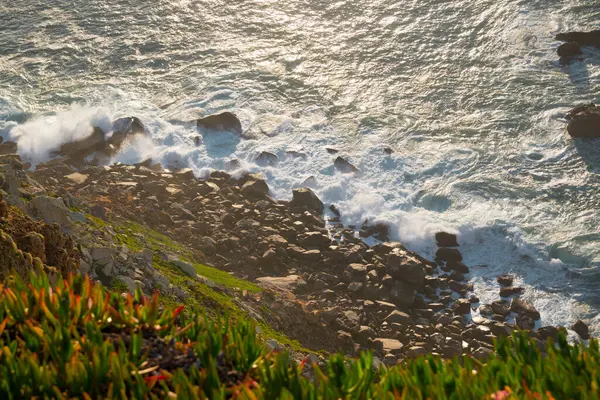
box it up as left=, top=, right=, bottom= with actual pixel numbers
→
left=0, top=144, right=584, bottom=368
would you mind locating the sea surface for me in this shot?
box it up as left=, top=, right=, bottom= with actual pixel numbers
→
left=0, top=0, right=599, bottom=335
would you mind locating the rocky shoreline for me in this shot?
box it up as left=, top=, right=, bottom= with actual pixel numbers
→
left=0, top=128, right=593, bottom=367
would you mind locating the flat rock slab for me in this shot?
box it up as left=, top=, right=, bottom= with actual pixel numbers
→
left=256, top=275, right=302, bottom=291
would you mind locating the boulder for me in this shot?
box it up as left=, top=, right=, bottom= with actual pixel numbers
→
left=374, top=338, right=404, bottom=355
left=447, top=260, right=469, bottom=273
left=172, top=260, right=197, bottom=278
left=241, top=178, right=270, bottom=198
left=108, top=117, right=145, bottom=148
left=64, top=172, right=89, bottom=185
left=0, top=141, right=18, bottom=155
left=384, top=310, right=412, bottom=325
left=555, top=30, right=600, bottom=47
left=290, top=187, right=323, bottom=214
left=405, top=346, right=428, bottom=358
left=197, top=112, right=243, bottom=135
left=435, top=232, right=459, bottom=247
left=565, top=103, right=600, bottom=138
left=510, top=298, right=540, bottom=320
left=385, top=250, right=426, bottom=285
left=56, top=127, right=106, bottom=159
left=389, top=280, right=416, bottom=308
left=435, top=247, right=463, bottom=263
left=334, top=156, right=358, bottom=173
left=255, top=151, right=279, bottom=166
left=29, top=196, right=71, bottom=227
left=557, top=41, right=583, bottom=64
left=497, top=274, right=514, bottom=287
left=572, top=320, right=590, bottom=340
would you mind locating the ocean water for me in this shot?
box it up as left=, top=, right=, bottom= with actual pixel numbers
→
left=0, top=0, right=599, bottom=335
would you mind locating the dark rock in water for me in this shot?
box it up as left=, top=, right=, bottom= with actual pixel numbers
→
left=197, top=112, right=242, bottom=135
left=57, top=127, right=106, bottom=159
left=510, top=298, right=540, bottom=320
left=557, top=42, right=583, bottom=65
left=329, top=204, right=341, bottom=217
left=194, top=136, right=201, bottom=146
left=435, top=232, right=458, bottom=247
left=326, top=147, right=339, bottom=154
left=0, top=141, right=18, bottom=155
left=497, top=274, right=514, bottom=287
left=383, top=147, right=394, bottom=155
left=290, top=187, right=323, bottom=214
left=109, top=117, right=145, bottom=144
left=572, top=320, right=590, bottom=340
left=334, top=156, right=358, bottom=173
left=435, top=247, right=462, bottom=263
left=446, top=260, right=469, bottom=273
left=557, top=42, right=583, bottom=57
left=499, top=286, right=523, bottom=297
left=555, top=30, right=600, bottom=47
left=565, top=103, right=600, bottom=138
left=255, top=151, right=279, bottom=166
left=516, top=314, right=535, bottom=330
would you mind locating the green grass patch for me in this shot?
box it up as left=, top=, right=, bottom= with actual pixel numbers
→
left=193, top=262, right=262, bottom=293
left=2, top=269, right=600, bottom=399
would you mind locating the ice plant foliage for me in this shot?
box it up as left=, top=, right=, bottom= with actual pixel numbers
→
left=0, top=271, right=599, bottom=399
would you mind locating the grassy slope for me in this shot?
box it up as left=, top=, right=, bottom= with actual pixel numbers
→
left=84, top=214, right=308, bottom=353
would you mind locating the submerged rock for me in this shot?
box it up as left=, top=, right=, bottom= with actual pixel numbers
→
left=334, top=156, right=358, bottom=173
left=197, top=112, right=243, bottom=135
left=255, top=151, right=279, bottom=166
left=565, top=103, right=600, bottom=138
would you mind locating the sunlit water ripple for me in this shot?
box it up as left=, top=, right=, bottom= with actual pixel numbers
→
left=0, top=0, right=599, bottom=335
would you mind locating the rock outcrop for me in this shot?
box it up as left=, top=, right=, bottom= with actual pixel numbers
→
left=565, top=103, right=600, bottom=138
left=197, top=112, right=243, bottom=135
left=555, top=30, right=600, bottom=64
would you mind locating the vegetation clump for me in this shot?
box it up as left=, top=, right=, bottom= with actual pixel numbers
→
left=0, top=270, right=599, bottom=399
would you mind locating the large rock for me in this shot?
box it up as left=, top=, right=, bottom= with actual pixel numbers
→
left=510, top=298, right=540, bottom=320
left=241, top=178, right=270, bottom=198
left=566, top=103, right=600, bottom=138
left=29, top=196, right=71, bottom=227
left=555, top=30, right=600, bottom=47
left=389, top=280, right=416, bottom=308
left=56, top=127, right=106, bottom=159
left=384, top=310, right=412, bottom=325
left=172, top=259, right=197, bottom=278
left=572, top=320, right=590, bottom=340
left=108, top=117, right=145, bottom=148
left=197, top=112, right=242, bottom=135
left=436, top=247, right=463, bottom=263
left=385, top=250, right=426, bottom=285
left=334, top=156, right=358, bottom=173
left=435, top=232, right=458, bottom=247
left=374, top=338, right=404, bottom=355
left=290, top=187, right=323, bottom=214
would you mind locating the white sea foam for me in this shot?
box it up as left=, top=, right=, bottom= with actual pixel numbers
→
left=8, top=105, right=112, bottom=165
